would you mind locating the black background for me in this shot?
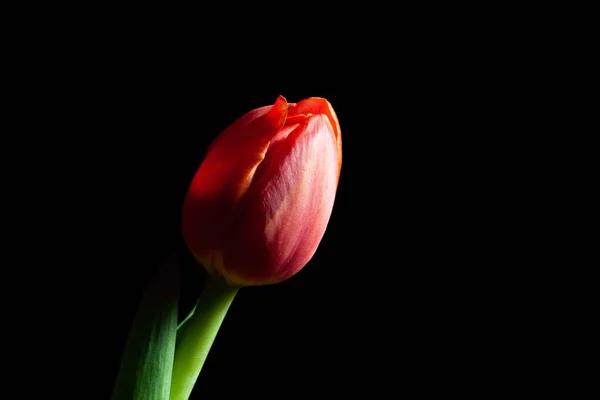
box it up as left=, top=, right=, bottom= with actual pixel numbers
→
left=82, top=71, right=500, bottom=398
left=12, top=26, right=530, bottom=398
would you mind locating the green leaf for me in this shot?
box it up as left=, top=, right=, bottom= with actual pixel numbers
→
left=177, top=302, right=198, bottom=331
left=112, top=256, right=180, bottom=400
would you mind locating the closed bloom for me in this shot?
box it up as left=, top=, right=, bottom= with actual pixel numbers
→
left=182, top=96, right=342, bottom=286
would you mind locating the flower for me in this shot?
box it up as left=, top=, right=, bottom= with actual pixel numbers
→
left=182, top=96, right=342, bottom=286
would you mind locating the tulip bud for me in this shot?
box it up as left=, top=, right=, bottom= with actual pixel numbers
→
left=182, top=96, right=342, bottom=286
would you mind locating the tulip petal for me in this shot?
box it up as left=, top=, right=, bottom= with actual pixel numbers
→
left=222, top=114, right=339, bottom=285
left=207, top=96, right=288, bottom=157
left=182, top=96, right=288, bottom=272
left=288, top=97, right=342, bottom=177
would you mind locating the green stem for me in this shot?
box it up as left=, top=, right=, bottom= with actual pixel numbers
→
left=169, top=276, right=239, bottom=400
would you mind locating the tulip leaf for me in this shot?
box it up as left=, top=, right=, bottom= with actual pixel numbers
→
left=177, top=302, right=198, bottom=330
left=111, top=256, right=180, bottom=400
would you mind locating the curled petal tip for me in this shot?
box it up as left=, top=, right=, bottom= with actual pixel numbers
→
left=262, top=95, right=288, bottom=129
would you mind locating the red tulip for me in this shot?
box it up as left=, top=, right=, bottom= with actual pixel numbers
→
left=182, top=96, right=342, bottom=286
